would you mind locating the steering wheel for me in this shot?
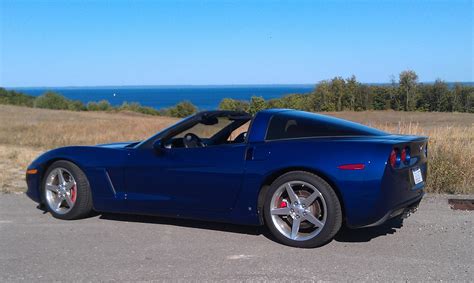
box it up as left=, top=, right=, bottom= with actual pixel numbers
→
left=183, top=133, right=205, bottom=148
left=233, top=132, right=247, bottom=143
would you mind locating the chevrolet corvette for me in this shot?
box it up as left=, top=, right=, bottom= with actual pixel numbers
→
left=26, top=109, right=427, bottom=248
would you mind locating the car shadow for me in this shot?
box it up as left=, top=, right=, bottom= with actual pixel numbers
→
left=36, top=204, right=404, bottom=244
left=98, top=212, right=404, bottom=244
left=36, top=205, right=403, bottom=243
left=99, top=213, right=265, bottom=236
left=335, top=216, right=404, bottom=243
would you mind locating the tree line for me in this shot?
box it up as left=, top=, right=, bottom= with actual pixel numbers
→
left=220, top=70, right=473, bottom=114
left=1, top=70, right=473, bottom=117
left=0, top=89, right=198, bottom=117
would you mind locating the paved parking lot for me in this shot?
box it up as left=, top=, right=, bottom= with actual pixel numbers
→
left=0, top=193, right=472, bottom=281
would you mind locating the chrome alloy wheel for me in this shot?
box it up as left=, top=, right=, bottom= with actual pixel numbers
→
left=270, top=181, right=327, bottom=241
left=45, top=168, right=77, bottom=214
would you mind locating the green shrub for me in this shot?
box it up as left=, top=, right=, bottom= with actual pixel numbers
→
left=34, top=92, right=71, bottom=110
left=87, top=102, right=100, bottom=111
left=137, top=106, right=161, bottom=115
left=68, top=100, right=86, bottom=111
left=218, top=98, right=250, bottom=112
left=0, top=88, right=35, bottom=107
left=118, top=102, right=161, bottom=116
left=249, top=96, right=266, bottom=115
left=97, top=100, right=111, bottom=111
left=119, top=102, right=140, bottom=112
left=167, top=101, right=198, bottom=117
left=269, top=94, right=309, bottom=110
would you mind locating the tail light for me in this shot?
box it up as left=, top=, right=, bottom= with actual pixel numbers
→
left=401, top=146, right=411, bottom=165
left=390, top=148, right=400, bottom=168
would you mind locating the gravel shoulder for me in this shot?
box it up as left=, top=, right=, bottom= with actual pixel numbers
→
left=0, top=193, right=472, bottom=281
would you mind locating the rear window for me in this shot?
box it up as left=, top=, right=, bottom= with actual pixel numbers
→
left=266, top=111, right=386, bottom=140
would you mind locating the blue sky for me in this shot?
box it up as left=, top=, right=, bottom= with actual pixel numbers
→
left=0, top=0, right=472, bottom=87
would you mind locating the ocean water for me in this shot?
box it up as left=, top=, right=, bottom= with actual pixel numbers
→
left=9, top=85, right=315, bottom=110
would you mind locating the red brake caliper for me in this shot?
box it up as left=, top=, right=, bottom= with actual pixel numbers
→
left=279, top=199, right=288, bottom=208
left=70, top=185, right=77, bottom=202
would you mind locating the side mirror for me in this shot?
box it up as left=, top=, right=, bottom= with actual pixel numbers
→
left=153, top=139, right=165, bottom=155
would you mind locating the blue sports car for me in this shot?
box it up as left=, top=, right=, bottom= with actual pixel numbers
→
left=26, top=109, right=427, bottom=248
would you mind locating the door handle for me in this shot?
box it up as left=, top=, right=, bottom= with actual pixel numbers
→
left=245, top=145, right=270, bottom=161
left=245, top=146, right=254, bottom=161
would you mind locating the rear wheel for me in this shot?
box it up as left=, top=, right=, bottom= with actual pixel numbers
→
left=42, top=160, right=93, bottom=220
left=264, top=171, right=342, bottom=248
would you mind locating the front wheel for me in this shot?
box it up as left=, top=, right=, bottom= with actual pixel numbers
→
left=263, top=171, right=342, bottom=248
left=42, top=160, right=93, bottom=220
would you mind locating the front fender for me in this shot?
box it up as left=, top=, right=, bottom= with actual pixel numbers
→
left=26, top=146, right=128, bottom=209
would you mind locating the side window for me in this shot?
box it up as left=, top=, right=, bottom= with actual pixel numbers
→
left=266, top=113, right=367, bottom=140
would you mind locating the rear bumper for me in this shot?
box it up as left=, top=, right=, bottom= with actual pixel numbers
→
left=355, top=192, right=424, bottom=228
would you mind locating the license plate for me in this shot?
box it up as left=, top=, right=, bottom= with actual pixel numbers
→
left=412, top=167, right=423, bottom=184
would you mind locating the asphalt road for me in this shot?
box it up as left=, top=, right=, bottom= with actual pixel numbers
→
left=1, top=194, right=472, bottom=282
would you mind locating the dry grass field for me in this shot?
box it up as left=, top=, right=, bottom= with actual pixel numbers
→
left=330, top=111, right=473, bottom=194
left=0, top=105, right=472, bottom=194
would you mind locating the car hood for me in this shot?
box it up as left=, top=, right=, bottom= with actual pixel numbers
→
left=95, top=141, right=138, bottom=148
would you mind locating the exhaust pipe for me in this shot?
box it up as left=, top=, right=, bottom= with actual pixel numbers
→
left=401, top=205, right=418, bottom=219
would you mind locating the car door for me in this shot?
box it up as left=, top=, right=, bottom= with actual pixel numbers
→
left=124, top=143, right=248, bottom=215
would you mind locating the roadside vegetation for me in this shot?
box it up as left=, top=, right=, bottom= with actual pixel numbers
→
left=0, top=105, right=472, bottom=195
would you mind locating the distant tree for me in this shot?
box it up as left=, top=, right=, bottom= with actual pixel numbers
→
left=451, top=84, right=464, bottom=112
left=219, top=98, right=237, bottom=110
left=389, top=76, right=401, bottom=110
left=266, top=98, right=285, bottom=109
left=138, top=106, right=161, bottom=116
left=68, top=100, right=86, bottom=111
left=34, top=91, right=70, bottom=110
left=330, top=77, right=346, bottom=111
left=168, top=101, right=198, bottom=117
left=345, top=76, right=358, bottom=110
left=97, top=100, right=112, bottom=111
left=272, top=94, right=309, bottom=110
left=468, top=88, right=474, bottom=113
left=452, top=84, right=474, bottom=113
left=312, top=81, right=336, bottom=111
left=360, top=85, right=372, bottom=111
left=416, top=84, right=431, bottom=111
left=249, top=96, right=266, bottom=115
left=371, top=86, right=391, bottom=110
left=431, top=80, right=450, bottom=111
left=0, top=88, right=35, bottom=107
left=399, top=70, right=418, bottom=111
left=87, top=102, right=100, bottom=111
left=456, top=85, right=474, bottom=113
left=218, top=98, right=250, bottom=112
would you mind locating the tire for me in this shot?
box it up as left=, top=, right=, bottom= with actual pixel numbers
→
left=263, top=171, right=342, bottom=248
left=42, top=160, right=93, bottom=220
